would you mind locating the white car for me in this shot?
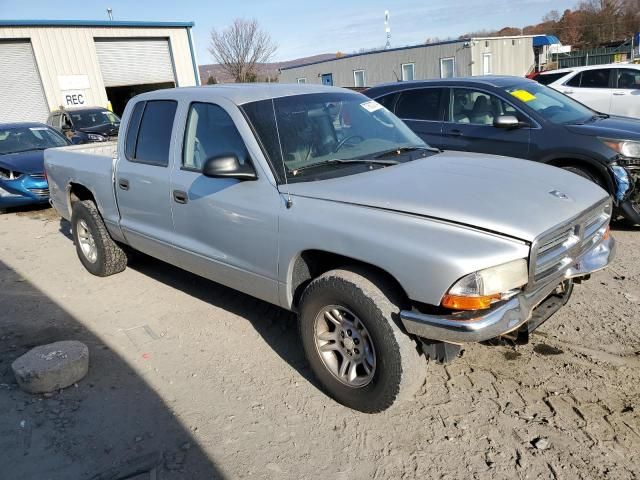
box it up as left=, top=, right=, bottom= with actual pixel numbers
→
left=534, top=63, right=640, bottom=118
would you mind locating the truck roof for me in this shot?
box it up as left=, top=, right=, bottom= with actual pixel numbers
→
left=133, top=83, right=358, bottom=105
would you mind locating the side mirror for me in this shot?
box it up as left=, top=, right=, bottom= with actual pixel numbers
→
left=493, top=115, right=522, bottom=129
left=202, top=154, right=257, bottom=180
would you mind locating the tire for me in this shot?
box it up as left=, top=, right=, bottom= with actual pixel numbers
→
left=298, top=267, right=425, bottom=413
left=561, top=165, right=601, bottom=186
left=71, top=200, right=127, bottom=277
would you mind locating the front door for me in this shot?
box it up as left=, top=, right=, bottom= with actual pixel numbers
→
left=392, top=87, right=446, bottom=148
left=170, top=101, right=280, bottom=304
left=115, top=99, right=177, bottom=260
left=440, top=87, right=530, bottom=159
left=610, top=68, right=640, bottom=117
left=322, top=74, right=333, bottom=86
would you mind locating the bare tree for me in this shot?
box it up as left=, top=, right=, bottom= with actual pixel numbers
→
left=208, top=19, right=277, bottom=83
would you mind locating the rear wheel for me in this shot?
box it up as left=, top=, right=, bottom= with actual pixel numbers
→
left=71, top=200, right=127, bottom=277
left=299, top=267, right=425, bottom=413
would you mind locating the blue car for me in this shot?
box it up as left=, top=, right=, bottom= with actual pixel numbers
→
left=0, top=122, right=70, bottom=209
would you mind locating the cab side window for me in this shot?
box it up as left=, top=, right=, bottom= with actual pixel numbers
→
left=395, top=88, right=444, bottom=121
left=450, top=88, right=518, bottom=126
left=183, top=102, right=248, bottom=171
left=567, top=69, right=612, bottom=88
left=616, top=69, right=640, bottom=89
left=125, top=100, right=177, bottom=167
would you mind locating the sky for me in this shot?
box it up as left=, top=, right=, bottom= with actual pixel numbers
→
left=2, top=0, right=578, bottom=63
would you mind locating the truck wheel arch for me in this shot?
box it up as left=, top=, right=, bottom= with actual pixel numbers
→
left=68, top=183, right=98, bottom=215
left=288, top=250, right=409, bottom=311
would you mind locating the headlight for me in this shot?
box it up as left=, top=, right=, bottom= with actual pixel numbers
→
left=600, top=138, right=640, bottom=159
left=87, top=133, right=107, bottom=142
left=442, top=259, right=529, bottom=310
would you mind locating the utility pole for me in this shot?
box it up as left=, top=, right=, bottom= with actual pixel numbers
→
left=385, top=11, right=391, bottom=49
left=106, top=8, right=113, bottom=21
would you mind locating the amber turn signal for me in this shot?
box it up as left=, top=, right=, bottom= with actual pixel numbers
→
left=441, top=294, right=500, bottom=311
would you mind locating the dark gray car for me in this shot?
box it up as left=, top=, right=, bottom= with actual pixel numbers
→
left=365, top=77, right=640, bottom=224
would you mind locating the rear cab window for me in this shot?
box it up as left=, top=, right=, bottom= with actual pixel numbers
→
left=125, top=100, right=177, bottom=167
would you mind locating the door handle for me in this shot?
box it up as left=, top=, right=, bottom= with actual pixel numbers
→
left=118, top=178, right=129, bottom=190
left=445, top=129, right=462, bottom=137
left=613, top=91, right=626, bottom=96
left=173, top=190, right=188, bottom=204
left=562, top=90, right=574, bottom=94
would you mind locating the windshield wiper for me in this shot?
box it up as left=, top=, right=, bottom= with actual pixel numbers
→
left=373, top=145, right=440, bottom=158
left=289, top=158, right=400, bottom=176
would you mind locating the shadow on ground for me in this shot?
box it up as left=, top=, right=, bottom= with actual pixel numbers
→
left=0, top=259, right=225, bottom=479
left=57, top=217, right=319, bottom=392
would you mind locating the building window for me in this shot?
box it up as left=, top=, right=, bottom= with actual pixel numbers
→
left=512, top=39, right=516, bottom=46
left=353, top=70, right=366, bottom=88
left=440, top=57, right=455, bottom=78
left=485, top=40, right=489, bottom=48
left=297, top=78, right=307, bottom=84
left=401, top=63, right=415, bottom=81
left=483, top=53, right=492, bottom=75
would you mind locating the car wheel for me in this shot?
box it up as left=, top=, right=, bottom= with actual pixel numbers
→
left=71, top=200, right=127, bottom=277
left=299, top=267, right=425, bottom=413
left=561, top=166, right=601, bottom=186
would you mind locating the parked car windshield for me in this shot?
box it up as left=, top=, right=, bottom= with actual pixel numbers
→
left=242, top=92, right=428, bottom=182
left=69, top=109, right=120, bottom=129
left=503, top=82, right=594, bottom=125
left=0, top=125, right=69, bottom=155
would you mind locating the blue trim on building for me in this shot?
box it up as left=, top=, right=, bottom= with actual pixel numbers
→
left=187, top=27, right=201, bottom=86
left=0, top=20, right=195, bottom=28
left=280, top=38, right=470, bottom=71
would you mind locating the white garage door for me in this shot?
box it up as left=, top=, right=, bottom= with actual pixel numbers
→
left=0, top=41, right=49, bottom=123
left=95, top=39, right=176, bottom=87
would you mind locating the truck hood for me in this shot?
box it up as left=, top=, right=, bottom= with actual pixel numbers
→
left=565, top=115, right=640, bottom=141
left=284, top=151, right=609, bottom=242
left=0, top=149, right=45, bottom=175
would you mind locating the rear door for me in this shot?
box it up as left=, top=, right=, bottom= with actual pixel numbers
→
left=169, top=100, right=280, bottom=304
left=440, top=87, right=531, bottom=159
left=391, top=87, right=446, bottom=148
left=560, top=68, right=613, bottom=113
left=610, top=68, right=640, bottom=118
left=115, top=99, right=177, bottom=260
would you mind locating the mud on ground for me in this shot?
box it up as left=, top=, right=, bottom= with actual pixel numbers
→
left=0, top=207, right=638, bottom=479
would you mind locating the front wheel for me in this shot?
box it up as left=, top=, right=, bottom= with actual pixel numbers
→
left=299, top=268, right=425, bottom=413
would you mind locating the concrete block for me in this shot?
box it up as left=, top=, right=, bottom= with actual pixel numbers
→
left=12, top=341, right=89, bottom=394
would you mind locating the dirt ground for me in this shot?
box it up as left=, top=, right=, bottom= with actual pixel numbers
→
left=0, top=206, right=639, bottom=480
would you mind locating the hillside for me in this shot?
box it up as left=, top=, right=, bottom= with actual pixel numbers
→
left=199, top=53, right=336, bottom=84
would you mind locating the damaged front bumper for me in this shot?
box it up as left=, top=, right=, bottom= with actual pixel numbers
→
left=399, top=236, right=616, bottom=344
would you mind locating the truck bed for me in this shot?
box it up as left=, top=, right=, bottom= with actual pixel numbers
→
left=44, top=142, right=120, bottom=229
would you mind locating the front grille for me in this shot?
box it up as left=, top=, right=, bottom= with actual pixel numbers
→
left=530, top=200, right=611, bottom=285
left=28, top=187, right=50, bottom=198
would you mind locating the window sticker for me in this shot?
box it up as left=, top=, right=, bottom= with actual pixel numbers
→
left=360, top=100, right=383, bottom=112
left=510, top=89, right=536, bottom=102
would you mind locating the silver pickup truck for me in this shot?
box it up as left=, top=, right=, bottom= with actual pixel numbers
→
left=45, top=85, right=615, bottom=412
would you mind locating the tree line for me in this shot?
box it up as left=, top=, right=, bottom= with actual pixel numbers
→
left=464, top=0, right=640, bottom=48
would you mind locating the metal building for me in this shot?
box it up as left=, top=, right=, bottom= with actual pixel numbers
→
left=0, top=20, right=200, bottom=122
left=279, top=36, right=535, bottom=88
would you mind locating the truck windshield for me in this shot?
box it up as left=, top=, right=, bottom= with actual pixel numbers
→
left=242, top=92, right=428, bottom=182
left=0, top=126, right=69, bottom=155
left=503, top=82, right=595, bottom=125
left=69, top=109, right=121, bottom=129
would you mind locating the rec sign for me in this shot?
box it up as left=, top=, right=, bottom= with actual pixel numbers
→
left=62, top=90, right=87, bottom=107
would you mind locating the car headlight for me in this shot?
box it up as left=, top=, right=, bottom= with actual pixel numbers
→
left=87, top=133, right=107, bottom=142
left=0, top=167, right=24, bottom=180
left=600, top=138, right=640, bottom=162
left=442, top=259, right=529, bottom=310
